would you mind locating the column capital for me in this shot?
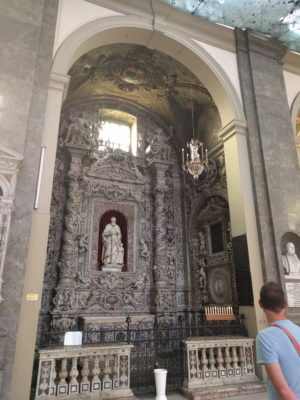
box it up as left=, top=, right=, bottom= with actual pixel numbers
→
left=235, top=28, right=286, bottom=62
left=49, top=72, right=70, bottom=97
left=66, top=143, right=89, bottom=158
left=219, top=120, right=247, bottom=143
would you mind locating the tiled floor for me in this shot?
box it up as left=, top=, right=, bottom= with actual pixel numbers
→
left=138, top=391, right=268, bottom=400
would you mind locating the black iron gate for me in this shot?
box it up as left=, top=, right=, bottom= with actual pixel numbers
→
left=38, top=312, right=247, bottom=395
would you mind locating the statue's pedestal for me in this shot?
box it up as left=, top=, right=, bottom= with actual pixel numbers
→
left=102, top=264, right=123, bottom=272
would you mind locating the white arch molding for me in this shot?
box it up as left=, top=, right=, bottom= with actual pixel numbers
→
left=52, top=15, right=245, bottom=125
left=290, top=92, right=300, bottom=165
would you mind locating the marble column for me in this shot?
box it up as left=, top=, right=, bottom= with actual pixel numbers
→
left=219, top=120, right=266, bottom=340
left=0, top=2, right=60, bottom=400
left=235, top=29, right=300, bottom=286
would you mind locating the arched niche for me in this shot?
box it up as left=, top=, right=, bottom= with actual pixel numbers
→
left=98, top=210, right=128, bottom=272
left=281, top=232, right=300, bottom=283
left=52, top=16, right=244, bottom=127
left=281, top=231, right=300, bottom=256
left=187, top=188, right=233, bottom=308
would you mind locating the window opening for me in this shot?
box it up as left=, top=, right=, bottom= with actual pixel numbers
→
left=99, top=109, right=137, bottom=155
left=210, top=222, right=224, bottom=254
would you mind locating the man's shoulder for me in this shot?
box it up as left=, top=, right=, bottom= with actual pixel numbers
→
left=256, top=320, right=300, bottom=341
left=256, top=326, right=274, bottom=338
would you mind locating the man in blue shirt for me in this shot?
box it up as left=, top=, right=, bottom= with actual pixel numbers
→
left=256, top=282, right=300, bottom=400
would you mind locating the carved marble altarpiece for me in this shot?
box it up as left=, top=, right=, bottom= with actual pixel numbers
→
left=185, top=153, right=237, bottom=311
left=39, top=101, right=238, bottom=336
left=41, top=103, right=188, bottom=333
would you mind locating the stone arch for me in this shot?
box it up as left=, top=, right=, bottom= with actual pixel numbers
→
left=291, top=91, right=300, bottom=136
left=291, top=92, right=300, bottom=164
left=188, top=188, right=228, bottom=241
left=52, top=15, right=245, bottom=126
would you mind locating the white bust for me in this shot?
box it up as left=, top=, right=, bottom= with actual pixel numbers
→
left=282, top=241, right=300, bottom=276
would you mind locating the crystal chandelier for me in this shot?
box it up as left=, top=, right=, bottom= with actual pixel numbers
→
left=182, top=96, right=208, bottom=179
left=182, top=138, right=208, bottom=179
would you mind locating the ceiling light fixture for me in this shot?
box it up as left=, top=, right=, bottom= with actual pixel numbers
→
left=182, top=94, right=208, bottom=179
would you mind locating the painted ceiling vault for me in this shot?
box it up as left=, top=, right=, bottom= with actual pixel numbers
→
left=160, top=0, right=300, bottom=53
left=66, top=44, right=221, bottom=149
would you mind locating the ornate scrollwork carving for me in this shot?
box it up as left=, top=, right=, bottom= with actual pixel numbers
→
left=51, top=316, right=77, bottom=331
left=43, top=107, right=187, bottom=329
left=53, top=288, right=75, bottom=311
left=155, top=290, right=174, bottom=311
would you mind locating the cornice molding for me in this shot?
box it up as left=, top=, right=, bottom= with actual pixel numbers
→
left=283, top=51, right=300, bottom=75
left=0, top=146, right=23, bottom=182
left=235, top=28, right=286, bottom=62
left=219, top=120, right=248, bottom=143
left=85, top=0, right=235, bottom=52
left=49, top=72, right=70, bottom=92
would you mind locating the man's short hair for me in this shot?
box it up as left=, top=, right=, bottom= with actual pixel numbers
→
left=260, top=282, right=286, bottom=312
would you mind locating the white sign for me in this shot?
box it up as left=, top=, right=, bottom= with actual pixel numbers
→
left=286, top=282, right=300, bottom=308
left=64, top=331, right=82, bottom=346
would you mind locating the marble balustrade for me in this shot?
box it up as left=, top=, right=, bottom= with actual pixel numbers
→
left=183, top=336, right=258, bottom=389
left=35, top=344, right=133, bottom=399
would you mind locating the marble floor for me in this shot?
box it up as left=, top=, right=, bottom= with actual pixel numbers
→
left=138, top=391, right=268, bottom=400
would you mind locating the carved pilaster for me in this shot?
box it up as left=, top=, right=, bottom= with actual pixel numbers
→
left=152, top=163, right=169, bottom=284
left=150, top=162, right=177, bottom=313
left=54, top=145, right=87, bottom=323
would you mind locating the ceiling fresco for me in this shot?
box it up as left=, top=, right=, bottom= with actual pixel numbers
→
left=66, top=44, right=221, bottom=149
left=160, top=0, right=300, bottom=53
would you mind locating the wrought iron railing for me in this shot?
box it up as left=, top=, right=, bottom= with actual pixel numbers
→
left=36, top=312, right=247, bottom=395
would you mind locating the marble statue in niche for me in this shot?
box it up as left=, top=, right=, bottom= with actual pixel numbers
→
left=101, top=217, right=124, bottom=270
left=282, top=241, right=300, bottom=277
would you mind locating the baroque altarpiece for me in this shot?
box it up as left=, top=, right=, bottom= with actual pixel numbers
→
left=39, top=100, right=237, bottom=337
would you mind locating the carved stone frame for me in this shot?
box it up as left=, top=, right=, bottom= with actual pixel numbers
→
left=89, top=199, right=137, bottom=273
left=0, top=146, right=23, bottom=303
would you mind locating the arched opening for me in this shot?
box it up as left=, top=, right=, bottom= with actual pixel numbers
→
left=52, top=19, right=244, bottom=126
left=25, top=14, right=262, bottom=399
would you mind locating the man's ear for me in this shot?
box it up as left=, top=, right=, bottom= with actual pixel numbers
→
left=259, top=299, right=263, bottom=308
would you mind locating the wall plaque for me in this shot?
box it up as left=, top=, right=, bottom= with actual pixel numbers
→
left=26, top=293, right=38, bottom=301
left=285, top=282, right=300, bottom=308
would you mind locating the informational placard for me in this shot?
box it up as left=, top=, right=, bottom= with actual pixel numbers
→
left=285, top=282, right=300, bottom=307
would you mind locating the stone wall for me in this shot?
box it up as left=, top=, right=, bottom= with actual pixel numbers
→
left=0, top=1, right=59, bottom=399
